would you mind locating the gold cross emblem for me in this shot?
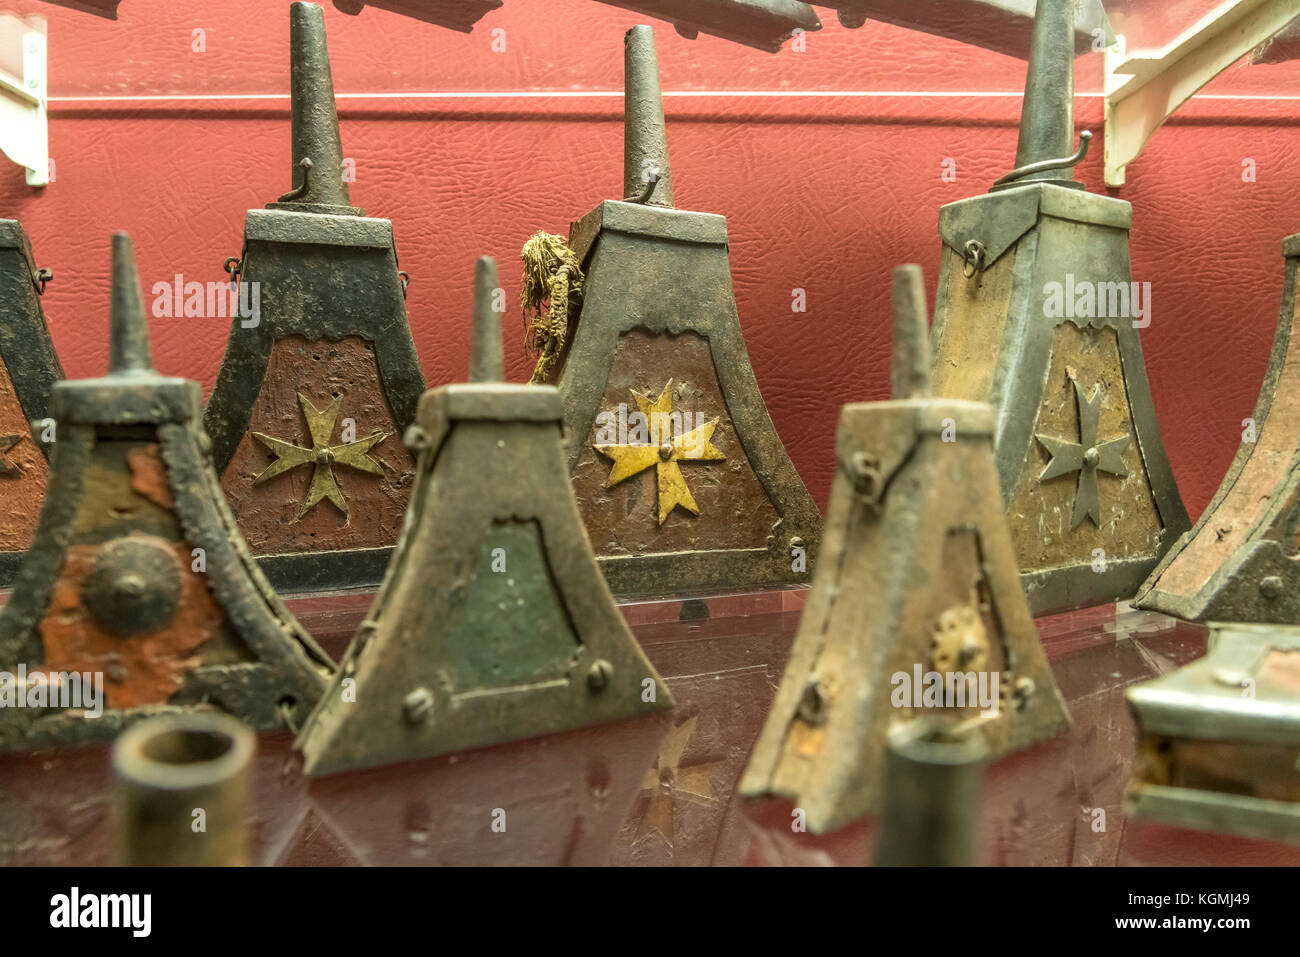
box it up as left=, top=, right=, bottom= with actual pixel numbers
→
left=594, top=380, right=725, bottom=524
left=251, top=393, right=389, bottom=520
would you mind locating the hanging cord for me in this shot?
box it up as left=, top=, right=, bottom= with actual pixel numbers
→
left=520, top=231, right=585, bottom=385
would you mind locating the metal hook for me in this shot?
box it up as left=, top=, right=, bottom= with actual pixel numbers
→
left=992, top=130, right=1092, bottom=189
left=32, top=267, right=52, bottom=295
left=398, top=271, right=411, bottom=299
left=277, top=156, right=314, bottom=203
left=623, top=168, right=660, bottom=204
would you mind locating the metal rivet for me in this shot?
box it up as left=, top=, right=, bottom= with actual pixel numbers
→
left=1260, top=576, right=1284, bottom=600
left=798, top=678, right=829, bottom=725
left=1013, top=676, right=1035, bottom=710
left=402, top=687, right=434, bottom=725
left=587, top=659, right=613, bottom=691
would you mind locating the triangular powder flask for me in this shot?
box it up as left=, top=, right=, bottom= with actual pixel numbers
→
left=0, top=218, right=62, bottom=584
left=296, top=257, right=673, bottom=776
left=0, top=234, right=335, bottom=752
left=1136, top=230, right=1300, bottom=623
left=203, top=1, right=425, bottom=593
left=927, top=0, right=1188, bottom=615
left=524, top=25, right=821, bottom=598
left=739, top=266, right=1069, bottom=834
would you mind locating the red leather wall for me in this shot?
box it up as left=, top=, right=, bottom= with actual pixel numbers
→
left=2, top=0, right=1299, bottom=518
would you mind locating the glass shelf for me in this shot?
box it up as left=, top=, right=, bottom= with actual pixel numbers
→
left=3, top=592, right=1297, bottom=866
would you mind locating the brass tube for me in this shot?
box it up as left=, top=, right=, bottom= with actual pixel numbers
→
left=111, top=713, right=254, bottom=866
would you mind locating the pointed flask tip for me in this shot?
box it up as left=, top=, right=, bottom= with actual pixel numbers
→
left=469, top=256, right=505, bottom=383
left=276, top=1, right=354, bottom=210
left=1005, top=0, right=1080, bottom=188
left=890, top=265, right=930, bottom=400
left=623, top=25, right=675, bottom=208
left=108, top=232, right=153, bottom=375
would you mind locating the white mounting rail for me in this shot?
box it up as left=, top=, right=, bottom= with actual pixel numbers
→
left=0, top=27, right=48, bottom=187
left=1105, top=0, right=1300, bottom=187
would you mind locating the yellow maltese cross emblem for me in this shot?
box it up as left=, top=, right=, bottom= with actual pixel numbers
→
left=595, top=380, right=726, bottom=524
left=251, top=393, right=389, bottom=520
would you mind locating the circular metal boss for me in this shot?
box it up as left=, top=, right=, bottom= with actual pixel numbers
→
left=81, top=536, right=184, bottom=636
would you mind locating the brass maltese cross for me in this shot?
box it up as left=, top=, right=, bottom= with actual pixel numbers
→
left=1035, top=379, right=1130, bottom=529
left=251, top=393, right=389, bottom=520
left=595, top=380, right=725, bottom=524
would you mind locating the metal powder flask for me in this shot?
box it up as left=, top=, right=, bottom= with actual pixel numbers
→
left=203, top=1, right=425, bottom=594
left=591, top=1, right=820, bottom=52
left=0, top=218, right=62, bottom=584
left=1126, top=622, right=1300, bottom=844
left=0, top=234, right=335, bottom=753
left=533, top=25, right=821, bottom=599
left=1135, top=231, right=1300, bottom=623
left=295, top=257, right=673, bottom=776
left=928, top=0, right=1188, bottom=616
left=739, top=266, right=1069, bottom=834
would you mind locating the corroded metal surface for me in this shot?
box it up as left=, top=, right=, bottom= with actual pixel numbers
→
left=593, top=0, right=820, bottom=53
left=111, top=713, right=254, bottom=866
left=332, top=0, right=502, bottom=33
left=739, top=266, right=1069, bottom=834
left=219, top=335, right=413, bottom=555
left=0, top=219, right=62, bottom=583
left=819, top=0, right=1110, bottom=58
left=1126, top=622, right=1300, bottom=844
left=545, top=26, right=821, bottom=598
left=0, top=234, right=334, bottom=753
left=296, top=258, right=673, bottom=775
left=1136, top=235, right=1300, bottom=623
left=928, top=0, right=1188, bottom=615
left=203, top=2, right=424, bottom=593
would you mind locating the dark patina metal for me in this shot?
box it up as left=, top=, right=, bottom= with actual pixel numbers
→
left=332, top=0, right=502, bottom=32
left=0, top=219, right=63, bottom=585
left=0, top=234, right=334, bottom=753
left=203, top=1, right=425, bottom=594
left=41, top=0, right=121, bottom=17
left=1126, top=622, right=1300, bottom=844
left=296, top=257, right=673, bottom=776
left=1135, top=233, right=1300, bottom=623
left=593, top=1, right=820, bottom=53
left=540, top=25, right=821, bottom=598
left=111, top=712, right=254, bottom=866
left=739, top=266, right=1069, bottom=834
left=928, top=0, right=1189, bottom=616
left=818, top=0, right=1110, bottom=59
left=874, top=721, right=988, bottom=866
